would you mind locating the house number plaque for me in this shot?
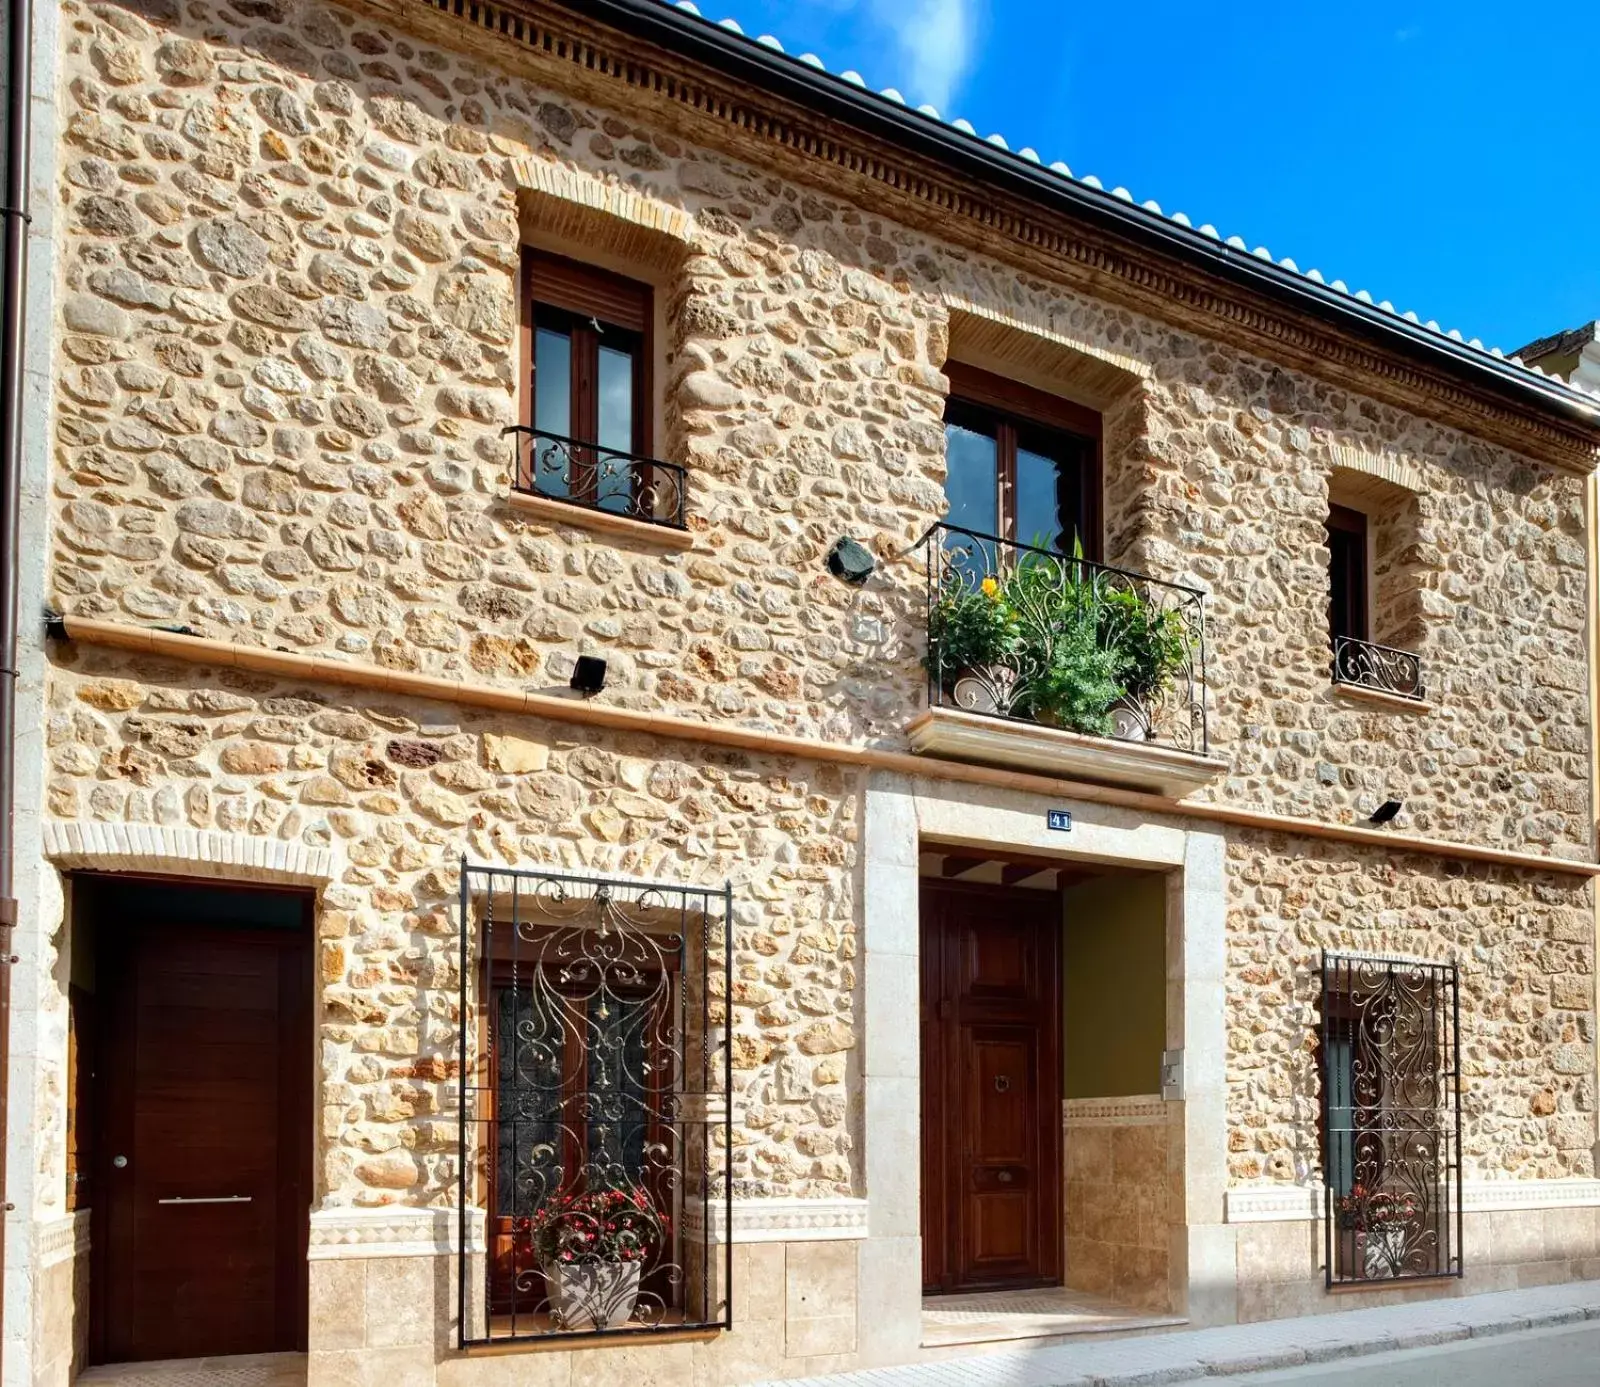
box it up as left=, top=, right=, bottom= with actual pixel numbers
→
left=1047, top=809, right=1072, bottom=832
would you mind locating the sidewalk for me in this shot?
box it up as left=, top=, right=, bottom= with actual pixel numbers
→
left=760, top=1281, right=1600, bottom=1387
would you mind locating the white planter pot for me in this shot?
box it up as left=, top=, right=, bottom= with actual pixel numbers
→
left=949, top=663, right=1017, bottom=716
left=1108, top=694, right=1152, bottom=741
left=542, top=1259, right=642, bottom=1331
left=1361, top=1224, right=1410, bottom=1279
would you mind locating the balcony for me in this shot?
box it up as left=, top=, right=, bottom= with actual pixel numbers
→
left=1331, top=636, right=1425, bottom=703
left=502, top=427, right=690, bottom=544
left=908, top=524, right=1226, bottom=796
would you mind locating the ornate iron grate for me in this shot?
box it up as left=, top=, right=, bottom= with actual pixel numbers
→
left=1320, top=951, right=1462, bottom=1287
left=1331, top=635, right=1425, bottom=701
left=456, top=862, right=732, bottom=1344
left=502, top=426, right=689, bottom=530
left=921, top=522, right=1208, bottom=754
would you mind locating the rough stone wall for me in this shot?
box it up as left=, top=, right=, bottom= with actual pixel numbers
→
left=1226, top=832, right=1596, bottom=1185
left=42, top=0, right=1598, bottom=1212
left=48, top=650, right=861, bottom=1205
left=50, top=0, right=1592, bottom=851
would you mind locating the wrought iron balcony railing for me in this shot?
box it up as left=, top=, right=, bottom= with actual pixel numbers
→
left=503, top=427, right=688, bottom=531
left=1331, top=636, right=1425, bottom=701
left=921, top=523, right=1208, bottom=755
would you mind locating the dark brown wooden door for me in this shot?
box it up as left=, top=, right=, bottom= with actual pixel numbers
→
left=921, top=881, right=1061, bottom=1294
left=95, top=913, right=311, bottom=1363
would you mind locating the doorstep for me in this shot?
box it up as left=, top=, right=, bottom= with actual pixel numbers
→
left=762, top=1280, right=1600, bottom=1387
left=74, top=1353, right=306, bottom=1387
left=922, top=1285, right=1184, bottom=1349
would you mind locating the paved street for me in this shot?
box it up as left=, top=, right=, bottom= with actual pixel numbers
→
left=1202, top=1321, right=1600, bottom=1385
left=763, top=1282, right=1600, bottom=1387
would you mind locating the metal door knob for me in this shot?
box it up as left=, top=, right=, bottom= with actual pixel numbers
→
left=994, top=1075, right=1011, bottom=1093
left=112, top=1155, right=128, bottom=1169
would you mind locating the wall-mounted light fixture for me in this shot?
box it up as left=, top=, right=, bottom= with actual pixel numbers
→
left=569, top=655, right=607, bottom=697
left=826, top=537, right=876, bottom=586
left=1369, top=799, right=1403, bottom=825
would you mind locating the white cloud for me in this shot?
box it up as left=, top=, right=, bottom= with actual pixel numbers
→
left=871, top=0, right=973, bottom=112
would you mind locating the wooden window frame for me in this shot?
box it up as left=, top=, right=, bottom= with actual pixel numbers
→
left=477, top=937, right=681, bottom=1318
left=943, top=361, right=1103, bottom=560
left=1326, top=503, right=1370, bottom=644
left=518, top=248, right=655, bottom=504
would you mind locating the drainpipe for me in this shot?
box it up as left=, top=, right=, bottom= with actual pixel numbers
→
left=0, top=0, right=33, bottom=1356
left=1587, top=471, right=1600, bottom=1177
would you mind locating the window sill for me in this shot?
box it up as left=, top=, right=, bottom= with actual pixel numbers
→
left=505, top=490, right=696, bottom=551
left=905, top=706, right=1227, bottom=798
left=1330, top=681, right=1433, bottom=715
left=1326, top=1273, right=1461, bottom=1295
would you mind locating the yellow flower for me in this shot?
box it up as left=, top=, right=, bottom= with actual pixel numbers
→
left=980, top=577, right=1000, bottom=600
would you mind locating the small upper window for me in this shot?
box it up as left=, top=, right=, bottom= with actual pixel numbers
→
left=514, top=250, right=685, bottom=530
left=1326, top=504, right=1369, bottom=644
left=941, top=363, right=1101, bottom=559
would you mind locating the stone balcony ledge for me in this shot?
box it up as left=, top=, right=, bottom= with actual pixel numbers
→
left=905, top=706, right=1228, bottom=798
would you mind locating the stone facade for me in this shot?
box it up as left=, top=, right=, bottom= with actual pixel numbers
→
left=7, top=0, right=1599, bottom=1381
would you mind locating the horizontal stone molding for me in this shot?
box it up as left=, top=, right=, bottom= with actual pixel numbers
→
left=1063, top=1095, right=1170, bottom=1126
left=57, top=616, right=1600, bottom=877
left=1227, top=1178, right=1600, bottom=1223
left=681, top=1197, right=870, bottom=1244
left=43, top=821, right=334, bottom=886
left=37, top=1210, right=90, bottom=1269
left=308, top=1206, right=486, bottom=1260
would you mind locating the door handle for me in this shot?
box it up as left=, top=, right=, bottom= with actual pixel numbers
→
left=158, top=1195, right=253, bottom=1205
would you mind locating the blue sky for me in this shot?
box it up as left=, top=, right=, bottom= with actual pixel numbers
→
left=700, top=0, right=1598, bottom=355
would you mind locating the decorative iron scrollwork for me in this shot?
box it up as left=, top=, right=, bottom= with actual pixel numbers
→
left=1320, top=951, right=1462, bottom=1286
left=1331, top=635, right=1425, bottom=701
left=920, top=522, right=1209, bottom=754
left=458, top=863, right=732, bottom=1343
left=502, top=426, right=688, bottom=531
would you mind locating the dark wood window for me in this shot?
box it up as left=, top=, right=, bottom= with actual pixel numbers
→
left=481, top=946, right=678, bottom=1319
left=1326, top=504, right=1369, bottom=643
left=1319, top=953, right=1461, bottom=1286
left=942, top=362, right=1101, bottom=559
left=519, top=249, right=653, bottom=513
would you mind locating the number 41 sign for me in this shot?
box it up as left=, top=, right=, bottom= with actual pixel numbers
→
left=1046, top=809, right=1072, bottom=832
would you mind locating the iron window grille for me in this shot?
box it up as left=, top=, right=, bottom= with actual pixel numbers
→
left=921, top=521, right=1209, bottom=754
left=456, top=862, right=732, bottom=1345
left=1331, top=635, right=1426, bottom=702
left=1320, top=951, right=1462, bottom=1287
left=502, top=426, right=689, bottom=531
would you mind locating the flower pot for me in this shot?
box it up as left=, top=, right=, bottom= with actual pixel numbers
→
left=1361, top=1223, right=1411, bottom=1279
left=949, top=663, right=1017, bottom=716
left=542, top=1259, right=642, bottom=1330
left=1108, top=694, right=1152, bottom=742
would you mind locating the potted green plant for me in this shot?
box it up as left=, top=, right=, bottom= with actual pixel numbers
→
left=924, top=571, right=1021, bottom=714
left=1098, top=584, right=1191, bottom=742
left=530, top=1185, right=664, bottom=1330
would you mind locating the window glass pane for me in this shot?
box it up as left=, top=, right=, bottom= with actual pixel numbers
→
left=496, top=986, right=566, bottom=1216
left=1015, top=431, right=1087, bottom=555
left=533, top=324, right=573, bottom=498
left=1328, top=1034, right=1354, bottom=1196
left=596, top=343, right=636, bottom=513
left=943, top=419, right=998, bottom=539
left=1328, top=526, right=1367, bottom=642
left=585, top=989, right=650, bottom=1187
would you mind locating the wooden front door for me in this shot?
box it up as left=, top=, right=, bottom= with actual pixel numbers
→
left=921, top=880, right=1061, bottom=1294
left=93, top=888, right=312, bottom=1363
